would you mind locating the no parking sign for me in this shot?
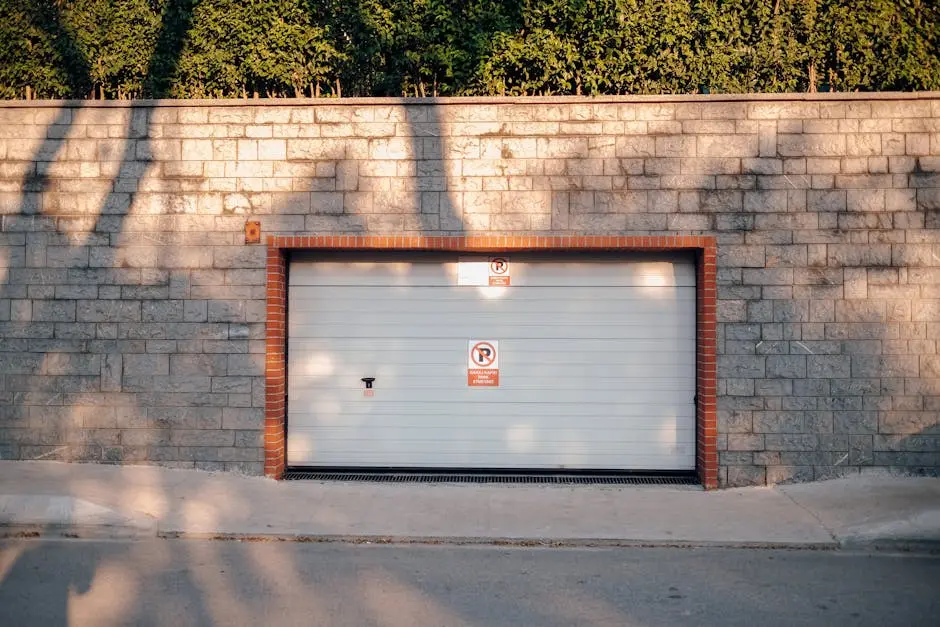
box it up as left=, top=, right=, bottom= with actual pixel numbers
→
left=468, top=340, right=499, bottom=387
left=488, top=257, right=510, bottom=286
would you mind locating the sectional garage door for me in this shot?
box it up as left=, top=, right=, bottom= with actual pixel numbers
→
left=286, top=253, right=696, bottom=470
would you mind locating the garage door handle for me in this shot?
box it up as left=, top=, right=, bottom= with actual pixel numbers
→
left=361, top=377, right=376, bottom=389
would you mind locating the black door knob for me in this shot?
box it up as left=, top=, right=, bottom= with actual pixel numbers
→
left=361, top=377, right=376, bottom=389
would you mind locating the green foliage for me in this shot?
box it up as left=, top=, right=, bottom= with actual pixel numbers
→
left=65, top=0, right=164, bottom=98
left=172, top=0, right=340, bottom=98
left=476, top=0, right=940, bottom=95
left=0, top=0, right=88, bottom=98
left=313, top=0, right=519, bottom=96
left=0, top=0, right=937, bottom=99
left=811, top=0, right=940, bottom=92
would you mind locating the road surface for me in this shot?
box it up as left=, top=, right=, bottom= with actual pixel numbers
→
left=1, top=540, right=938, bottom=626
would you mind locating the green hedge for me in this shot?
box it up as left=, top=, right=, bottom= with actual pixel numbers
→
left=1, top=0, right=937, bottom=99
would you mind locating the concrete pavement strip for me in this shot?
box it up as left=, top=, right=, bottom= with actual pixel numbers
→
left=0, top=461, right=938, bottom=552
left=778, top=475, right=940, bottom=553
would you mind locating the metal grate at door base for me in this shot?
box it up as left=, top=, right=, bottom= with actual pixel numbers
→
left=283, top=471, right=698, bottom=485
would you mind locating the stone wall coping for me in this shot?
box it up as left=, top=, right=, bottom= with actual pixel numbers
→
left=1, top=92, right=939, bottom=108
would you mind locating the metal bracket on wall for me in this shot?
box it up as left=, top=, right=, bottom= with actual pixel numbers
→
left=245, top=220, right=261, bottom=244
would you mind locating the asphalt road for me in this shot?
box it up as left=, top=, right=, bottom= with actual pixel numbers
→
left=1, top=540, right=938, bottom=626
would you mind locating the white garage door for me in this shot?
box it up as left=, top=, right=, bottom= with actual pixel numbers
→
left=287, top=253, right=696, bottom=470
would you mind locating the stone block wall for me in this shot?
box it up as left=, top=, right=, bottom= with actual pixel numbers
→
left=0, top=94, right=938, bottom=484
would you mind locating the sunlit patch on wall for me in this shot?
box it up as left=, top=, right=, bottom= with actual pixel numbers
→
left=506, top=424, right=535, bottom=453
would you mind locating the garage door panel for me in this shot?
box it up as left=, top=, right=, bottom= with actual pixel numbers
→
left=289, top=338, right=694, bottom=354
left=289, top=419, right=695, bottom=437
left=291, top=262, right=452, bottom=287
left=289, top=433, right=695, bottom=470
left=289, top=325, right=693, bottom=341
left=289, top=387, right=694, bottom=405
left=292, top=293, right=695, bottom=311
left=284, top=447, right=694, bottom=471
left=291, top=258, right=696, bottom=287
left=290, top=289, right=696, bottom=311
left=290, top=298, right=695, bottom=324
left=292, top=401, right=695, bottom=419
left=507, top=261, right=695, bottom=287
left=287, top=255, right=697, bottom=470
left=289, top=411, right=695, bottom=431
left=288, top=371, right=696, bottom=392
left=288, top=413, right=694, bottom=428
left=289, top=445, right=696, bottom=458
left=293, top=311, right=691, bottom=327
left=290, top=288, right=695, bottom=310
left=289, top=420, right=696, bottom=435
left=289, top=359, right=695, bottom=378
left=289, top=441, right=695, bottom=455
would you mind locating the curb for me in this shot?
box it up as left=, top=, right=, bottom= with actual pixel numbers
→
left=157, top=531, right=842, bottom=551
left=0, top=522, right=156, bottom=540
left=838, top=537, right=940, bottom=555
left=0, top=494, right=158, bottom=540
left=6, top=526, right=940, bottom=554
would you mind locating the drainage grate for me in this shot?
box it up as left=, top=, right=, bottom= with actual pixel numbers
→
left=283, top=471, right=697, bottom=485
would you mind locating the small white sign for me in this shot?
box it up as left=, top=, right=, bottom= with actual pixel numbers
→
left=457, top=256, right=511, bottom=286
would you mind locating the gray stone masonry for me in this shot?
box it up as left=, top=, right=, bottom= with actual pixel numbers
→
left=0, top=94, right=938, bottom=485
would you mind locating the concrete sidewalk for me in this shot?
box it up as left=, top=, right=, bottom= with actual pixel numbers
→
left=1, top=461, right=938, bottom=551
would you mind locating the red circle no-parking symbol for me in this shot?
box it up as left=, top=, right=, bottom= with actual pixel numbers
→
left=471, top=341, right=497, bottom=367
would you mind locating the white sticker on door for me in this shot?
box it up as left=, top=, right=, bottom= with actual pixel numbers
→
left=457, top=256, right=511, bottom=286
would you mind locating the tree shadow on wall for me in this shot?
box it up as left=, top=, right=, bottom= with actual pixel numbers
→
left=1, top=4, right=459, bottom=627
left=0, top=0, right=199, bottom=463
left=718, top=119, right=940, bottom=486
left=0, top=11, right=238, bottom=619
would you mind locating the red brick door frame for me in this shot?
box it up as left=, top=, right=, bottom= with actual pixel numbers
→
left=266, top=235, right=718, bottom=489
